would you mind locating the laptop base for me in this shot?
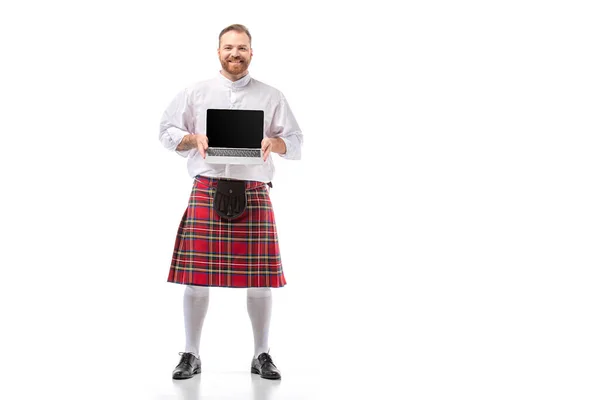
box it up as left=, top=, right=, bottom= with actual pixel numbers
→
left=204, top=156, right=264, bottom=165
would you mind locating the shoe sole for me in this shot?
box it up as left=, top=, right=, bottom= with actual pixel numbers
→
left=172, top=368, right=201, bottom=380
left=251, top=367, right=281, bottom=380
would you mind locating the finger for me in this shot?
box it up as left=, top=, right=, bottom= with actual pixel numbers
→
left=197, top=135, right=208, bottom=157
left=198, top=141, right=206, bottom=158
left=263, top=148, right=270, bottom=161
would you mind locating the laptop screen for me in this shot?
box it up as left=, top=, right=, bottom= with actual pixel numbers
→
left=206, top=109, right=264, bottom=149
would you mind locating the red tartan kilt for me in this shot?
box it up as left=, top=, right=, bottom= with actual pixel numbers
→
left=167, top=175, right=286, bottom=288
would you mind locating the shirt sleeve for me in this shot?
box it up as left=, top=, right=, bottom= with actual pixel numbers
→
left=159, top=88, right=195, bottom=158
left=268, top=94, right=303, bottom=160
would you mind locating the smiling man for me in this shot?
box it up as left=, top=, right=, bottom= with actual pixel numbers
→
left=219, top=33, right=251, bottom=77
left=159, top=24, right=303, bottom=380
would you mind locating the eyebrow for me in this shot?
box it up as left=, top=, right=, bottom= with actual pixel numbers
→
left=222, top=44, right=248, bottom=48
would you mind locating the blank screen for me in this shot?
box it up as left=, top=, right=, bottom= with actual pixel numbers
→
left=206, top=109, right=264, bottom=148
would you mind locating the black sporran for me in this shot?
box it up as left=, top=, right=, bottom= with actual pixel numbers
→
left=213, top=180, right=247, bottom=221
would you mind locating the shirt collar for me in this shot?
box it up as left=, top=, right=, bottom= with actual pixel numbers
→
left=217, top=71, right=252, bottom=89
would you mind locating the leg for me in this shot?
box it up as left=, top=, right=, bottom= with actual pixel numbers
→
left=173, top=285, right=208, bottom=379
left=184, top=285, right=210, bottom=357
left=248, top=288, right=281, bottom=380
left=247, top=288, right=272, bottom=357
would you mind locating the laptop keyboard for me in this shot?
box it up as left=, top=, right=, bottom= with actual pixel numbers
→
left=207, top=148, right=261, bottom=158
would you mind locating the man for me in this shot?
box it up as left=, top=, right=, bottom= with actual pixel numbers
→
left=159, top=24, right=303, bottom=380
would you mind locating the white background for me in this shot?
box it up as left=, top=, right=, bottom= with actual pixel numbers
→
left=0, top=0, right=599, bottom=398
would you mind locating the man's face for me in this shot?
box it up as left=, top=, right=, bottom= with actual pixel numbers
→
left=218, top=31, right=253, bottom=76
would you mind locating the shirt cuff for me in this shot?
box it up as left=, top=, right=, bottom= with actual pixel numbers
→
left=165, top=128, right=191, bottom=158
left=278, top=134, right=302, bottom=160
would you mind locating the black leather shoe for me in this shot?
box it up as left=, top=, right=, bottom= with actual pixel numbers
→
left=172, top=352, right=201, bottom=380
left=251, top=353, right=281, bottom=380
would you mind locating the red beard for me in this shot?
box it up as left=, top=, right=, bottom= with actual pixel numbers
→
left=220, top=57, right=249, bottom=75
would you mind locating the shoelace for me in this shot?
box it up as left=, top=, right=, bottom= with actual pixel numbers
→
left=177, top=352, right=195, bottom=368
left=259, top=353, right=276, bottom=368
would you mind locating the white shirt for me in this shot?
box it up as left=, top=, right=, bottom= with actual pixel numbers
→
left=159, top=72, right=303, bottom=182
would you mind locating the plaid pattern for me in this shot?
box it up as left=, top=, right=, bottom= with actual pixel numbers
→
left=168, top=175, right=286, bottom=288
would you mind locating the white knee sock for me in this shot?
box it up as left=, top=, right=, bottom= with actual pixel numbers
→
left=183, top=285, right=210, bottom=358
left=247, top=288, right=272, bottom=357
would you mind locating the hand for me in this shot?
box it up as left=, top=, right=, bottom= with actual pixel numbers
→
left=195, top=134, right=209, bottom=158
left=261, top=138, right=273, bottom=161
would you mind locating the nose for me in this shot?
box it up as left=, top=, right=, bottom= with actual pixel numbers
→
left=230, top=48, right=239, bottom=57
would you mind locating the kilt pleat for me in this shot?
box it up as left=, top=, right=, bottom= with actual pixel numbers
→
left=167, top=175, right=286, bottom=288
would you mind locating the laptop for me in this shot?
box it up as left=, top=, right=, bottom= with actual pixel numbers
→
left=204, top=109, right=264, bottom=164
